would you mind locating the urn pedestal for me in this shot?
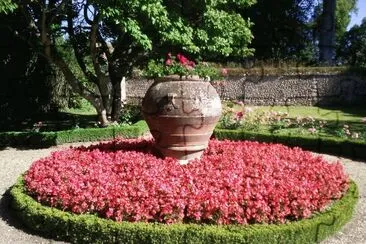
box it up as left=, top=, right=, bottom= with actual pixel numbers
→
left=142, top=76, right=222, bottom=164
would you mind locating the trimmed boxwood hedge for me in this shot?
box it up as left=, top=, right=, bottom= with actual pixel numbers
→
left=10, top=177, right=358, bottom=244
left=0, top=121, right=149, bottom=148
left=213, top=129, right=366, bottom=160
left=2, top=121, right=365, bottom=161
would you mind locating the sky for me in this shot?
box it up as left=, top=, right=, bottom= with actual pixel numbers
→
left=348, top=0, right=366, bottom=29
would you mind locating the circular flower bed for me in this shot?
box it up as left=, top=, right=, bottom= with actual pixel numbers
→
left=24, top=139, right=349, bottom=225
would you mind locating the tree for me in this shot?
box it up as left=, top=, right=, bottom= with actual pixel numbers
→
left=0, top=0, right=16, bottom=13
left=335, top=0, right=357, bottom=40
left=318, top=0, right=336, bottom=64
left=337, top=18, right=366, bottom=66
left=0, top=9, right=67, bottom=130
left=2, top=0, right=255, bottom=126
left=242, top=0, right=317, bottom=63
left=310, top=0, right=357, bottom=64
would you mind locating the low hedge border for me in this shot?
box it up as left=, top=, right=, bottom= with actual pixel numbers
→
left=2, top=121, right=365, bottom=161
left=10, top=176, right=358, bottom=244
left=214, top=129, right=366, bottom=161
left=0, top=121, right=149, bottom=148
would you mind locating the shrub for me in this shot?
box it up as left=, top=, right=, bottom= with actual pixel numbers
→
left=143, top=53, right=224, bottom=80
left=0, top=121, right=149, bottom=148
left=119, top=104, right=143, bottom=125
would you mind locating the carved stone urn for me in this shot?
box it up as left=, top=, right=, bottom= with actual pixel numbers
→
left=142, top=75, right=222, bottom=164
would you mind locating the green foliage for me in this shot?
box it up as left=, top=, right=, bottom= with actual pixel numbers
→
left=0, top=0, right=17, bottom=14
left=64, top=97, right=97, bottom=115
left=0, top=11, right=65, bottom=129
left=335, top=0, right=357, bottom=41
left=338, top=19, right=366, bottom=66
left=143, top=55, right=222, bottom=80
left=10, top=176, right=358, bottom=243
left=119, top=105, right=143, bottom=125
left=243, top=0, right=317, bottom=63
left=4, top=0, right=255, bottom=124
left=0, top=121, right=149, bottom=148
left=311, top=0, right=357, bottom=63
left=239, top=0, right=356, bottom=64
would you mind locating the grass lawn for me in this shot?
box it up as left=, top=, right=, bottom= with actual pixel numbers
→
left=256, top=106, right=366, bottom=122
left=3, top=98, right=366, bottom=140
left=220, top=103, right=366, bottom=141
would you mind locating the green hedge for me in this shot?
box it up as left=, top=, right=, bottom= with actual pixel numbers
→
left=10, top=176, right=358, bottom=244
left=2, top=122, right=365, bottom=161
left=214, top=129, right=366, bottom=160
left=0, top=121, right=149, bottom=148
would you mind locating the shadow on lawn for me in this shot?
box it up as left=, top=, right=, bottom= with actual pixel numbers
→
left=0, top=112, right=98, bottom=133
left=317, top=105, right=366, bottom=120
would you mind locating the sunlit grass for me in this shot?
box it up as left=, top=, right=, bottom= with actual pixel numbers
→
left=220, top=102, right=366, bottom=140
left=224, top=102, right=366, bottom=122
left=61, top=98, right=97, bottom=115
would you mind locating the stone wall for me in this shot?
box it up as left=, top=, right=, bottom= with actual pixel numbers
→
left=126, top=74, right=366, bottom=106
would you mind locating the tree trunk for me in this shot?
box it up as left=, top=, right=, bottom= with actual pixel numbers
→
left=111, top=76, right=123, bottom=122
left=319, top=0, right=336, bottom=65
left=97, top=107, right=109, bottom=127
left=98, top=76, right=113, bottom=119
left=51, top=52, right=111, bottom=126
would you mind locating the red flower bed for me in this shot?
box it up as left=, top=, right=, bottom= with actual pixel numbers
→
left=24, top=139, right=349, bottom=225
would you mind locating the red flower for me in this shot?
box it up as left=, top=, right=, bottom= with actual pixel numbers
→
left=176, top=53, right=195, bottom=69
left=236, top=111, right=244, bottom=119
left=24, top=139, right=349, bottom=225
left=177, top=53, right=189, bottom=65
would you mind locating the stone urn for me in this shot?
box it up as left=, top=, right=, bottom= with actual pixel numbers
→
left=142, top=75, right=222, bottom=164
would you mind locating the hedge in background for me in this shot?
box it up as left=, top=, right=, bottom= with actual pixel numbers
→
left=0, top=121, right=149, bottom=148
left=2, top=123, right=365, bottom=161
left=214, top=129, right=366, bottom=160
left=10, top=176, right=358, bottom=244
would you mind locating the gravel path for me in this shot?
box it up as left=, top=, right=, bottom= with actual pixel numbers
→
left=0, top=144, right=365, bottom=244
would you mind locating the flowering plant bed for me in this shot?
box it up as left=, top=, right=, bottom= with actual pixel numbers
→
left=218, top=104, right=366, bottom=141
left=143, top=53, right=223, bottom=80
left=25, top=139, right=349, bottom=225
left=11, top=169, right=357, bottom=243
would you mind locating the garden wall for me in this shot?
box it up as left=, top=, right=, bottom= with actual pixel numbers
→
left=126, top=73, right=366, bottom=106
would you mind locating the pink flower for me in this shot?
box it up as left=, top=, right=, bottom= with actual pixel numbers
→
left=24, top=139, right=349, bottom=225
left=165, top=52, right=173, bottom=66
left=221, top=68, right=228, bottom=75
left=361, top=117, right=366, bottom=123
left=165, top=59, right=172, bottom=66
